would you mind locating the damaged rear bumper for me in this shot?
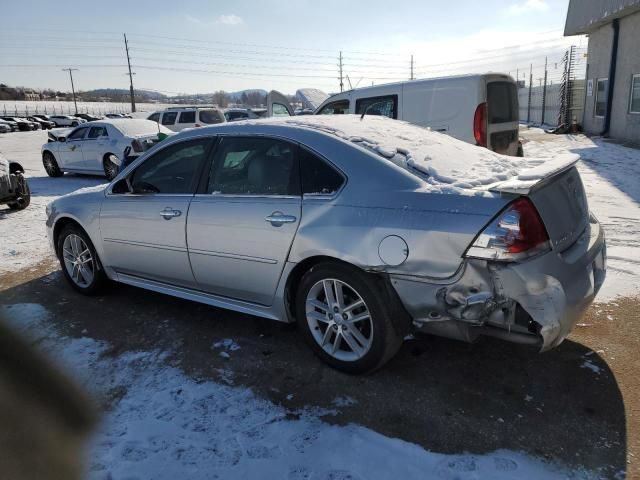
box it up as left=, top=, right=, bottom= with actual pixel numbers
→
left=390, top=214, right=606, bottom=351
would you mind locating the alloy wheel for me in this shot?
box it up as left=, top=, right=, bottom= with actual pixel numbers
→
left=305, top=278, right=373, bottom=362
left=62, top=234, right=95, bottom=288
left=104, top=155, right=119, bottom=180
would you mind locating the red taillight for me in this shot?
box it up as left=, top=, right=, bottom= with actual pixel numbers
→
left=465, top=197, right=550, bottom=262
left=131, top=139, right=143, bottom=153
left=473, top=102, right=487, bottom=147
left=505, top=198, right=549, bottom=253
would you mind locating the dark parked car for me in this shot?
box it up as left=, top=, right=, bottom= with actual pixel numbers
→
left=0, top=154, right=30, bottom=210
left=74, top=113, right=103, bottom=122
left=0, top=121, right=12, bottom=134
left=1, top=117, right=35, bottom=131
left=27, top=116, right=55, bottom=130
left=0, top=119, right=19, bottom=132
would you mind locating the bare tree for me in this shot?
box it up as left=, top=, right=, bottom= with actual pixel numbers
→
left=212, top=90, right=229, bottom=108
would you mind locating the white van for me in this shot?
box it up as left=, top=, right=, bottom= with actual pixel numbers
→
left=147, top=107, right=226, bottom=132
left=312, top=74, right=521, bottom=156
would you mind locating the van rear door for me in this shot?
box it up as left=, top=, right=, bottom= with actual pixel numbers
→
left=486, top=79, right=519, bottom=156
left=267, top=90, right=295, bottom=117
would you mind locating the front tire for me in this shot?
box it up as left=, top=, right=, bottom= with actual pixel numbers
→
left=57, top=224, right=106, bottom=295
left=7, top=174, right=30, bottom=210
left=296, top=262, right=402, bottom=374
left=43, top=151, right=63, bottom=177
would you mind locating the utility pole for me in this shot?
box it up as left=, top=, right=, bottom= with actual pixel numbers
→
left=124, top=33, right=136, bottom=112
left=338, top=51, right=344, bottom=92
left=410, top=55, right=414, bottom=80
left=541, top=56, right=548, bottom=126
left=62, top=68, right=79, bottom=114
left=527, top=63, right=533, bottom=124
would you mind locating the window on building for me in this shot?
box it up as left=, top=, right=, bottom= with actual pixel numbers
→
left=630, top=74, right=640, bottom=114
left=595, top=78, right=608, bottom=117
left=355, top=95, right=398, bottom=119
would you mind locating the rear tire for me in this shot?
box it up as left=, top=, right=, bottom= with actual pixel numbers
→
left=57, top=224, right=106, bottom=295
left=43, top=151, right=63, bottom=177
left=103, top=154, right=119, bottom=180
left=296, top=262, right=403, bottom=374
left=7, top=174, right=30, bottom=210
left=71, top=121, right=79, bottom=127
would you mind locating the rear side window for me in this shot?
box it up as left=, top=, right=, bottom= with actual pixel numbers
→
left=487, top=82, right=518, bottom=124
left=317, top=100, right=349, bottom=115
left=148, top=112, right=160, bottom=122
left=179, top=111, right=196, bottom=123
left=300, top=148, right=344, bottom=195
left=355, top=95, right=398, bottom=119
left=161, top=112, right=178, bottom=125
left=199, top=110, right=225, bottom=124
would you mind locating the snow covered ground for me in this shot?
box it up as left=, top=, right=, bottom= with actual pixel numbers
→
left=0, top=302, right=597, bottom=480
left=522, top=127, right=640, bottom=301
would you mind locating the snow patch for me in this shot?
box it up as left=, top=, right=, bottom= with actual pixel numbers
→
left=0, top=302, right=597, bottom=480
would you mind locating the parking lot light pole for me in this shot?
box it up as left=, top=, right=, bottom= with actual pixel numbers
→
left=62, top=68, right=79, bottom=115
left=124, top=33, right=136, bottom=113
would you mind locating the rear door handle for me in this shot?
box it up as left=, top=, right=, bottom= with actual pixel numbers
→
left=160, top=207, right=182, bottom=220
left=265, top=212, right=297, bottom=225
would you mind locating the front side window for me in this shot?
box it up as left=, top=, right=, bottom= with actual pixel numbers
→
left=207, top=137, right=298, bottom=196
left=68, top=127, right=88, bottom=140
left=88, top=126, right=108, bottom=139
left=630, top=74, right=640, bottom=114
left=355, top=95, right=398, bottom=119
left=300, top=148, right=344, bottom=195
left=595, top=78, right=608, bottom=117
left=317, top=100, right=350, bottom=115
left=129, top=138, right=211, bottom=194
left=179, top=111, right=196, bottom=123
left=148, top=112, right=160, bottom=122
left=161, top=112, right=178, bottom=125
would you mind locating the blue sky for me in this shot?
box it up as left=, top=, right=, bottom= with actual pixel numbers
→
left=0, top=0, right=578, bottom=95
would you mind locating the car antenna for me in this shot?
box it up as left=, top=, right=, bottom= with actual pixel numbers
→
left=360, top=101, right=387, bottom=121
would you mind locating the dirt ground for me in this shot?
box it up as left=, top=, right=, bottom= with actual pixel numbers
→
left=1, top=259, right=637, bottom=479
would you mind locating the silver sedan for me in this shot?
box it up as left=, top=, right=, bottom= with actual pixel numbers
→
left=45, top=116, right=606, bottom=373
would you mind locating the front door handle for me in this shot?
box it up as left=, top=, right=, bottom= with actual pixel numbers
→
left=160, top=207, right=182, bottom=220
left=265, top=212, right=297, bottom=226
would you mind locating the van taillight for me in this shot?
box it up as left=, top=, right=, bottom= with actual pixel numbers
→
left=474, top=102, right=487, bottom=147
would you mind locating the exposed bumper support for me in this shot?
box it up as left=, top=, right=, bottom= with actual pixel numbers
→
left=390, top=214, right=606, bottom=350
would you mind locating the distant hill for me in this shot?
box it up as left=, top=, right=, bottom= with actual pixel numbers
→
left=226, top=89, right=268, bottom=101
left=78, top=89, right=169, bottom=102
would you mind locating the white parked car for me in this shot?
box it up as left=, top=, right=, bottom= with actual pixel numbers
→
left=49, top=115, right=87, bottom=127
left=147, top=107, right=226, bottom=132
left=41, top=119, right=172, bottom=180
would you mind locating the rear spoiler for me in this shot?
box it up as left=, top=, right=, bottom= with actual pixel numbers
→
left=489, top=154, right=580, bottom=195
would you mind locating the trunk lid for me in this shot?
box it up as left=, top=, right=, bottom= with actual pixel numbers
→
left=491, top=154, right=589, bottom=252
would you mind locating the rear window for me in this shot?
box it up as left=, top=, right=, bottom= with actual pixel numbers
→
left=317, top=100, right=349, bottom=115
left=355, top=95, right=398, bottom=119
left=199, top=110, right=225, bottom=124
left=487, top=82, right=518, bottom=124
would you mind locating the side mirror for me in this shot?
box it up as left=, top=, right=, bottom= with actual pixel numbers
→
left=58, top=137, right=66, bottom=143
left=111, top=178, right=130, bottom=194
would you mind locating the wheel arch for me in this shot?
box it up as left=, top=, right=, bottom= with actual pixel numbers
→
left=283, top=255, right=412, bottom=336
left=8, top=161, right=24, bottom=174
left=52, top=216, right=89, bottom=257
